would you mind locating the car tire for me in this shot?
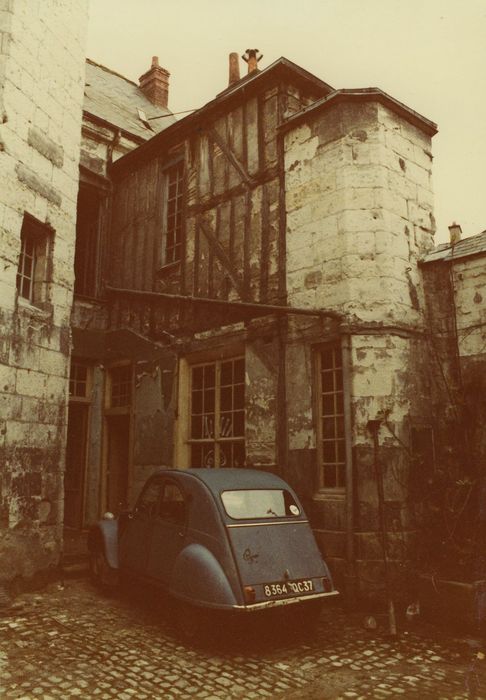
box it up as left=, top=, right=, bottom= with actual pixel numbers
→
left=176, top=602, right=207, bottom=641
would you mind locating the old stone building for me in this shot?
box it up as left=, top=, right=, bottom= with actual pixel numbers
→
left=0, top=0, right=89, bottom=590
left=65, top=51, right=446, bottom=601
left=2, top=26, right=484, bottom=601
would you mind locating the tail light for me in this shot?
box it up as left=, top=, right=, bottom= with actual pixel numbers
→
left=243, top=586, right=256, bottom=603
left=322, top=576, right=332, bottom=592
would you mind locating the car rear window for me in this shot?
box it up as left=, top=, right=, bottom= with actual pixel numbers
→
left=220, top=489, right=301, bottom=520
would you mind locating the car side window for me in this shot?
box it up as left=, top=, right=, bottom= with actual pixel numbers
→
left=158, top=482, right=186, bottom=526
left=135, top=479, right=163, bottom=517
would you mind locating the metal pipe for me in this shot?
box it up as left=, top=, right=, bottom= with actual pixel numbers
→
left=341, top=334, right=357, bottom=606
left=368, top=418, right=397, bottom=635
left=105, top=284, right=343, bottom=320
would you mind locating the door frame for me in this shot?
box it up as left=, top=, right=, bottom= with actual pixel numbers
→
left=101, top=361, right=134, bottom=515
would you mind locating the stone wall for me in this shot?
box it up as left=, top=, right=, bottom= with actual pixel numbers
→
left=0, top=0, right=88, bottom=590
left=283, top=98, right=436, bottom=598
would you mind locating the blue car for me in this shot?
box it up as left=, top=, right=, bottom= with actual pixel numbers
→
left=88, top=468, right=338, bottom=637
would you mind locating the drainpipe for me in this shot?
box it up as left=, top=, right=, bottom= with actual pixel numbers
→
left=341, top=333, right=358, bottom=606
left=367, top=418, right=397, bottom=635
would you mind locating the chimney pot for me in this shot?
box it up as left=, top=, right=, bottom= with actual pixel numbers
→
left=448, top=222, right=462, bottom=246
left=242, top=48, right=263, bottom=74
left=139, top=56, right=170, bottom=110
left=228, top=52, right=240, bottom=85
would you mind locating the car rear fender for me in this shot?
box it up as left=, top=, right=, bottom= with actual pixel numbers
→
left=88, top=520, right=119, bottom=570
left=171, top=543, right=239, bottom=609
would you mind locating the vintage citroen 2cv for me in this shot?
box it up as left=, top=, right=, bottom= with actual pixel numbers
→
left=88, top=468, right=338, bottom=637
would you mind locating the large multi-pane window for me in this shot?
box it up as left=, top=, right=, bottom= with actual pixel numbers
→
left=316, top=344, right=346, bottom=490
left=164, top=162, right=184, bottom=265
left=16, top=214, right=51, bottom=305
left=189, top=357, right=245, bottom=468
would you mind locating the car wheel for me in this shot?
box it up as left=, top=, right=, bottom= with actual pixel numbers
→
left=176, top=602, right=207, bottom=641
left=89, top=547, right=115, bottom=591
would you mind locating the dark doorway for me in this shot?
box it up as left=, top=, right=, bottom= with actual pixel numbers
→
left=106, top=414, right=130, bottom=514
left=65, top=403, right=89, bottom=528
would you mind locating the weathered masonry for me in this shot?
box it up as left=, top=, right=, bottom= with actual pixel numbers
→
left=68, top=51, right=445, bottom=600
left=0, top=0, right=89, bottom=591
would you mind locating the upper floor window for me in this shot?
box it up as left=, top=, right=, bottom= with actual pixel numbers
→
left=163, top=161, right=184, bottom=266
left=316, top=344, right=346, bottom=490
left=110, top=365, right=132, bottom=408
left=16, top=214, right=52, bottom=305
left=69, top=360, right=91, bottom=400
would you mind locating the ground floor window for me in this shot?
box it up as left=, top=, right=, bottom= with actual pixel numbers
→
left=316, top=343, right=346, bottom=490
left=189, top=356, right=245, bottom=468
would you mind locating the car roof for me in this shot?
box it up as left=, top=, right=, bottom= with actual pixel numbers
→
left=152, top=468, right=291, bottom=494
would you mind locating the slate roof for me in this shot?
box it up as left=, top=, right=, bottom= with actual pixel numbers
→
left=84, top=59, right=176, bottom=141
left=422, top=229, right=486, bottom=263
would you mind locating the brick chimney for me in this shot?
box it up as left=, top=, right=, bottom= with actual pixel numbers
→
left=242, top=49, right=262, bottom=75
left=139, top=56, right=170, bottom=109
left=228, top=52, right=240, bottom=85
left=448, top=222, right=462, bottom=246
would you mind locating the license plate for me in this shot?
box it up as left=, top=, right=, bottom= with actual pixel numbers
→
left=263, top=579, right=314, bottom=598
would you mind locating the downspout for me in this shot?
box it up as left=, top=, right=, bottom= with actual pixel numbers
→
left=276, top=85, right=288, bottom=478
left=341, top=333, right=358, bottom=606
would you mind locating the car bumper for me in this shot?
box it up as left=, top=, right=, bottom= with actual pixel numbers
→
left=233, top=589, right=339, bottom=611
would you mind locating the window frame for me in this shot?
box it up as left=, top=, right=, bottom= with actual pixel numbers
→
left=69, top=359, right=92, bottom=403
left=16, top=213, right=53, bottom=307
left=314, top=342, right=347, bottom=493
left=188, top=356, right=246, bottom=469
left=161, top=159, right=184, bottom=268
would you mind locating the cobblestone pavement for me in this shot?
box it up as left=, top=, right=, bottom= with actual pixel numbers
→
left=0, top=578, right=485, bottom=699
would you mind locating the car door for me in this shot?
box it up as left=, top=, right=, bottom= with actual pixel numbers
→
left=119, top=477, right=164, bottom=576
left=145, top=479, right=187, bottom=586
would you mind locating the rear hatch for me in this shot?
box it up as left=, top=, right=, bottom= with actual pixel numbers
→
left=221, top=488, right=333, bottom=605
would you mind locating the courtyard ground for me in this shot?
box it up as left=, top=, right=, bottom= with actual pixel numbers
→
left=0, top=577, right=485, bottom=699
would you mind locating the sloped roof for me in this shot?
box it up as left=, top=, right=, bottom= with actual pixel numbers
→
left=111, top=56, right=334, bottom=178
left=422, top=229, right=486, bottom=263
left=84, top=59, right=176, bottom=140
left=281, top=87, right=437, bottom=137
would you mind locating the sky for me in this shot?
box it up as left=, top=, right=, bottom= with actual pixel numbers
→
left=87, top=0, right=486, bottom=244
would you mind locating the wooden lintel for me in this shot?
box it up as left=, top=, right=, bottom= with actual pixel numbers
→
left=207, top=127, right=253, bottom=187
left=199, top=219, right=247, bottom=300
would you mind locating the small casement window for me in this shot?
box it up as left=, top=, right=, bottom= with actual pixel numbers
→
left=316, top=344, right=346, bottom=490
left=163, top=161, right=184, bottom=266
left=16, top=214, right=52, bottom=305
left=110, top=365, right=132, bottom=408
left=69, top=360, right=91, bottom=400
left=189, top=356, right=245, bottom=468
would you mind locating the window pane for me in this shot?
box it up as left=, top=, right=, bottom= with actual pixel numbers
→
left=204, top=364, right=215, bottom=387
left=233, top=411, right=244, bottom=437
left=192, top=366, right=203, bottom=390
left=220, top=386, right=232, bottom=411
left=323, top=441, right=336, bottom=462
left=234, top=358, right=245, bottom=383
left=221, top=360, right=233, bottom=385
left=322, top=417, right=335, bottom=439
left=321, top=371, right=334, bottom=392
left=192, top=390, right=202, bottom=414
